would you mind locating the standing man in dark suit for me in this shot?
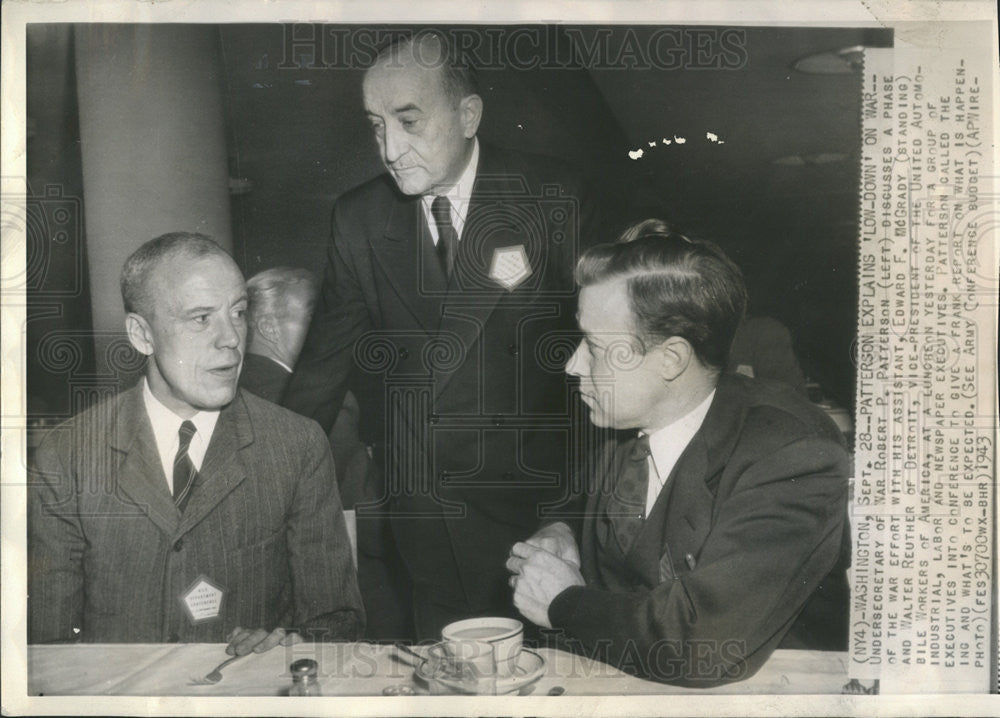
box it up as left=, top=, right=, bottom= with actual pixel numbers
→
left=29, top=233, right=364, bottom=651
left=283, top=31, right=598, bottom=638
left=507, top=220, right=850, bottom=686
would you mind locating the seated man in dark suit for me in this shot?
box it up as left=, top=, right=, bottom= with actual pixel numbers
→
left=240, top=266, right=369, bottom=501
left=239, top=266, right=320, bottom=404
left=240, top=265, right=408, bottom=641
left=29, top=233, right=364, bottom=653
left=240, top=266, right=369, bottom=492
left=507, top=220, right=850, bottom=686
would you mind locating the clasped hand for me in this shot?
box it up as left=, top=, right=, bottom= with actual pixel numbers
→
left=505, top=522, right=584, bottom=629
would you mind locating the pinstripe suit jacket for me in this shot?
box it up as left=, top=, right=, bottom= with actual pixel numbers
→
left=28, top=384, right=364, bottom=643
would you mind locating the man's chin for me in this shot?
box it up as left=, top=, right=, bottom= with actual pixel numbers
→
left=192, top=386, right=239, bottom=412
left=390, top=172, right=429, bottom=196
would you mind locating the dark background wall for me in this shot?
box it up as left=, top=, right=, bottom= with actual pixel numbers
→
left=26, top=23, right=893, bottom=419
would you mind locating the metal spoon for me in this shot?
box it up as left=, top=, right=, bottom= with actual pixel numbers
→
left=197, top=654, right=244, bottom=684
left=393, top=643, right=425, bottom=665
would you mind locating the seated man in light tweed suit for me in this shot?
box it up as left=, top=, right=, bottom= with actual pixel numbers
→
left=28, top=232, right=364, bottom=655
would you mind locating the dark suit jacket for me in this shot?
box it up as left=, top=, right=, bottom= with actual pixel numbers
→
left=28, top=385, right=364, bottom=643
left=549, top=374, right=851, bottom=686
left=238, top=353, right=291, bottom=404
left=284, top=142, right=598, bottom=612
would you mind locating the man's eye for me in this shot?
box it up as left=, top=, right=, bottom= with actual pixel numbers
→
left=193, top=314, right=209, bottom=325
left=401, top=118, right=418, bottom=130
left=233, top=308, right=247, bottom=321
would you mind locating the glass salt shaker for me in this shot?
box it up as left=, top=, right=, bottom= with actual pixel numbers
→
left=289, top=658, right=321, bottom=696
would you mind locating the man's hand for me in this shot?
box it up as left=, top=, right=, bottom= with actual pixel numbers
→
left=523, top=522, right=581, bottom=568
left=225, top=626, right=302, bottom=656
left=505, top=543, right=584, bottom=629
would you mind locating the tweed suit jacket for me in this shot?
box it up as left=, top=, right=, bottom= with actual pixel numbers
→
left=549, top=374, right=851, bottom=686
left=283, top=142, right=598, bottom=612
left=28, top=384, right=364, bottom=644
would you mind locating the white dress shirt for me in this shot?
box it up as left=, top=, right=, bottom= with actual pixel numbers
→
left=142, top=379, right=220, bottom=493
left=643, top=389, right=717, bottom=517
left=421, top=138, right=480, bottom=244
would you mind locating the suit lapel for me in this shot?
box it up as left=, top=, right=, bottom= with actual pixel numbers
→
left=434, top=144, right=522, bottom=397
left=110, top=386, right=181, bottom=537
left=176, top=392, right=253, bottom=537
left=624, top=377, right=748, bottom=583
left=373, top=192, right=447, bottom=332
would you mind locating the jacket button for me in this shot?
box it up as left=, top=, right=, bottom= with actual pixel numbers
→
left=507, top=343, right=518, bottom=356
left=173, top=539, right=183, bottom=552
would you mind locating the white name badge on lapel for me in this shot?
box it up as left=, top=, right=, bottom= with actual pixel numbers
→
left=489, top=245, right=532, bottom=290
left=179, top=574, right=225, bottom=624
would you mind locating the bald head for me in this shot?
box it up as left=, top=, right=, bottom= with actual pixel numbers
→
left=120, top=232, right=236, bottom=320
left=369, top=32, right=479, bottom=107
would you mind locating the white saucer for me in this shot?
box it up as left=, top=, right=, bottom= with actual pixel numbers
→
left=414, top=648, right=546, bottom=695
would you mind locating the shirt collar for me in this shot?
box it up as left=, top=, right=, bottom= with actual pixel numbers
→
left=644, top=389, right=716, bottom=479
left=142, top=378, right=220, bottom=452
left=421, top=137, right=479, bottom=227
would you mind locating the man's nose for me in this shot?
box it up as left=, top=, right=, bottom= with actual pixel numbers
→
left=382, top=123, right=408, bottom=164
left=215, top=315, right=243, bottom=350
left=565, top=340, right=586, bottom=377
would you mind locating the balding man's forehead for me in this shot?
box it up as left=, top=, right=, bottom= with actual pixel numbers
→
left=363, top=57, right=450, bottom=112
left=149, top=251, right=243, bottom=299
left=376, top=34, right=446, bottom=67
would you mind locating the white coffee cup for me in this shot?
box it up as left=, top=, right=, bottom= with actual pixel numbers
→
left=441, top=617, right=524, bottom=678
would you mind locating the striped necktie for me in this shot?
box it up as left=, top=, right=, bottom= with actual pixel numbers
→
left=431, top=195, right=458, bottom=277
left=607, top=434, right=651, bottom=554
left=173, top=420, right=198, bottom=511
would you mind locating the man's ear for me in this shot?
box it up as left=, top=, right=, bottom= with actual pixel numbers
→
left=459, top=94, right=483, bottom=139
left=125, top=313, right=154, bottom=357
left=656, top=336, right=694, bottom=381
left=256, top=315, right=280, bottom=345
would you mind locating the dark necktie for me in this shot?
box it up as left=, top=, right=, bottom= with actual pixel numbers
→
left=607, top=434, right=651, bottom=554
left=173, top=420, right=198, bottom=511
left=431, top=195, right=458, bottom=277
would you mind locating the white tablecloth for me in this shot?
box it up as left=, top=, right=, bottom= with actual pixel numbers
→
left=28, top=643, right=850, bottom=696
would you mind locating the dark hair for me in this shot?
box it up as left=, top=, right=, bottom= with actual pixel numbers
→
left=575, top=219, right=747, bottom=371
left=120, top=232, right=231, bottom=316
left=371, top=30, right=479, bottom=105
